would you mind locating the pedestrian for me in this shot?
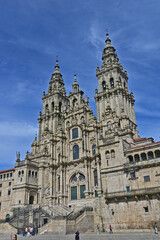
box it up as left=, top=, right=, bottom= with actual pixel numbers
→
left=96, top=225, right=100, bottom=234
left=109, top=224, right=113, bottom=234
left=75, top=229, right=80, bottom=240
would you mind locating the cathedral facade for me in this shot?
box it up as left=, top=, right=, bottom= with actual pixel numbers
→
left=0, top=34, right=160, bottom=233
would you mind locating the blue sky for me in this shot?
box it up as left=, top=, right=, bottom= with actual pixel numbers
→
left=0, top=0, right=160, bottom=169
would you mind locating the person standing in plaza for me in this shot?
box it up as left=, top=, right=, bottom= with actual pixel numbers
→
left=75, top=229, right=80, bottom=240
left=109, top=224, right=113, bottom=234
left=96, top=225, right=100, bottom=234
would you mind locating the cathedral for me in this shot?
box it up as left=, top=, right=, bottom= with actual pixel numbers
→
left=0, top=34, right=160, bottom=234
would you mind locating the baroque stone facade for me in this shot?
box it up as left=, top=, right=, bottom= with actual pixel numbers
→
left=0, top=34, right=160, bottom=232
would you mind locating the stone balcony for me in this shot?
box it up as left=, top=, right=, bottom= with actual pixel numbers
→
left=105, top=186, right=160, bottom=203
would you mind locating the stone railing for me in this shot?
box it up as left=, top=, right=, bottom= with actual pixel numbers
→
left=105, top=186, right=160, bottom=200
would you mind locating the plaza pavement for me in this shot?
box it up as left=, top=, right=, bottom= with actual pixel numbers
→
left=0, top=233, right=160, bottom=240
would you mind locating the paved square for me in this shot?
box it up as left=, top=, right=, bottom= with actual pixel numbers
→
left=1, top=233, right=159, bottom=240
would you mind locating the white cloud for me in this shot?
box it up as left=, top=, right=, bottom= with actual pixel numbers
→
left=0, top=121, right=38, bottom=137
left=88, top=23, right=104, bottom=60
left=135, top=106, right=160, bottom=117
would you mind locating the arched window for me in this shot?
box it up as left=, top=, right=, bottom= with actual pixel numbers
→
left=32, top=171, right=34, bottom=177
left=111, top=150, right=115, bottom=158
left=6, top=214, right=10, bottom=222
left=73, top=145, right=79, bottom=160
left=134, top=154, right=140, bottom=162
left=29, top=196, right=34, bottom=205
left=73, top=98, right=78, bottom=107
left=94, top=170, right=98, bottom=186
left=18, top=171, right=21, bottom=177
left=72, top=128, right=78, bottom=139
left=92, top=144, right=96, bottom=155
left=59, top=102, right=62, bottom=112
left=28, top=170, right=31, bottom=177
left=52, top=102, right=54, bottom=111
left=35, top=172, right=37, bottom=178
left=107, top=121, right=112, bottom=130
left=71, top=174, right=77, bottom=182
left=22, top=170, right=24, bottom=177
left=155, top=150, right=160, bottom=158
left=110, top=78, right=114, bottom=88
left=128, top=155, right=133, bottom=163
left=79, top=173, right=85, bottom=181
left=105, top=151, right=110, bottom=159
left=102, top=81, right=106, bottom=90
left=124, top=82, right=126, bottom=88
left=45, top=104, right=48, bottom=112
left=148, top=151, right=154, bottom=160
left=58, top=176, right=60, bottom=192
left=58, top=154, right=60, bottom=163
left=141, top=153, right=147, bottom=161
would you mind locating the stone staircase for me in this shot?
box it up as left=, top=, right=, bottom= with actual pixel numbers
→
left=0, top=204, right=94, bottom=234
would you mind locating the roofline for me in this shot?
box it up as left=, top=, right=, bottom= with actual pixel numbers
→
left=126, top=141, right=160, bottom=152
left=0, top=168, right=15, bottom=174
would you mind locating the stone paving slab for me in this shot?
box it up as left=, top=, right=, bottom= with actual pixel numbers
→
left=0, top=233, right=160, bottom=240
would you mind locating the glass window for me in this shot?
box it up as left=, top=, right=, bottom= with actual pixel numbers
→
left=59, top=102, right=62, bottom=112
left=71, top=175, right=77, bottom=182
left=71, top=186, right=77, bottom=200
left=7, top=173, right=9, bottom=178
left=80, top=185, right=85, bottom=199
left=73, top=145, right=79, bottom=160
left=126, top=186, right=130, bottom=194
left=10, top=173, right=12, bottom=178
left=0, top=175, right=2, bottom=179
left=144, top=207, right=149, bottom=213
left=95, top=190, right=98, bottom=198
left=4, top=174, right=6, bottom=179
left=8, top=190, right=11, bottom=195
left=130, top=172, right=136, bottom=179
left=58, top=154, right=60, bottom=163
left=29, top=196, right=34, bottom=205
left=0, top=192, right=1, bottom=197
left=79, top=173, right=85, bottom=181
left=92, top=145, right=96, bottom=155
left=9, top=182, right=11, bottom=186
left=58, top=176, right=60, bottom=192
left=110, top=78, right=114, bottom=88
left=128, top=155, right=133, bottom=163
left=6, top=214, right=10, bottom=222
left=144, top=176, right=150, bottom=182
left=94, top=170, right=98, bottom=186
left=111, top=150, right=115, bottom=158
left=0, top=184, right=2, bottom=188
left=72, top=128, right=78, bottom=139
left=102, top=81, right=106, bottom=90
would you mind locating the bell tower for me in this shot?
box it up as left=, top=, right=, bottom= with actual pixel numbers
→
left=38, top=59, right=69, bottom=140
left=95, top=33, right=139, bottom=138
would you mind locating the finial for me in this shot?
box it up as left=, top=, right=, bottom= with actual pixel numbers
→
left=16, top=151, right=20, bottom=162
left=106, top=28, right=109, bottom=38
left=56, top=55, right=58, bottom=63
left=74, top=74, right=77, bottom=82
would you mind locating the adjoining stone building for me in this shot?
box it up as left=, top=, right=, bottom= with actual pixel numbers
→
left=0, top=34, right=160, bottom=233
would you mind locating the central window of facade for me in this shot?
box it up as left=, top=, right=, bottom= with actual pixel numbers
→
left=72, top=128, right=78, bottom=139
left=70, top=173, right=85, bottom=200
